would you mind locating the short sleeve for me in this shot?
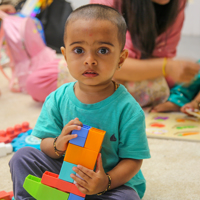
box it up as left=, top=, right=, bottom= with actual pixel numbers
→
left=119, top=109, right=150, bottom=160
left=31, top=93, right=63, bottom=139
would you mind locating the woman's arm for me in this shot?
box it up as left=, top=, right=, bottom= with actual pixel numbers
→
left=114, top=57, right=164, bottom=82
left=114, top=57, right=200, bottom=83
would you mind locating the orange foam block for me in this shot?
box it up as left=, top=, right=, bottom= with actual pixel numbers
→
left=84, top=127, right=106, bottom=152
left=41, top=171, right=85, bottom=197
left=64, top=143, right=98, bottom=170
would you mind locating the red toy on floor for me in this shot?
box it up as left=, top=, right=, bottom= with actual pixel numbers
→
left=0, top=190, right=13, bottom=200
left=0, top=122, right=30, bottom=143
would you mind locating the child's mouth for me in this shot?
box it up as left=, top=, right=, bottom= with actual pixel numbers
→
left=83, top=71, right=98, bottom=77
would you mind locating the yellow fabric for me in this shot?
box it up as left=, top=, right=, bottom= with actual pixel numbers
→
left=162, top=57, right=167, bottom=77
left=41, top=0, right=53, bottom=10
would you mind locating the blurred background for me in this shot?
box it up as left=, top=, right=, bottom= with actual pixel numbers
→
left=68, top=0, right=200, bottom=60
left=69, top=0, right=200, bottom=37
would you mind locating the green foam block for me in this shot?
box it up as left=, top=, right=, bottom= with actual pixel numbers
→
left=23, top=174, right=70, bottom=200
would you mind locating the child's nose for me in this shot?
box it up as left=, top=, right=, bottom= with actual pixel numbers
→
left=84, top=54, right=97, bottom=66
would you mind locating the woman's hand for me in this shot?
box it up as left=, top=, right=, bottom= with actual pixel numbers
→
left=181, top=101, right=198, bottom=114
left=71, top=153, right=108, bottom=195
left=181, top=90, right=200, bottom=114
left=166, top=59, right=200, bottom=83
left=0, top=4, right=16, bottom=13
left=55, top=118, right=82, bottom=151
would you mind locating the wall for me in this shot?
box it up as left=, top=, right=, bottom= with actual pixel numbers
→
left=67, top=0, right=89, bottom=10
left=182, top=0, right=200, bottom=36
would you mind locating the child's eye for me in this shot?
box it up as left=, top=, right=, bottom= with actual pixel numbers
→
left=98, top=48, right=109, bottom=54
left=74, top=48, right=84, bottom=54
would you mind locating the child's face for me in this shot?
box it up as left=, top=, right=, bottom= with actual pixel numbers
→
left=61, top=19, right=128, bottom=87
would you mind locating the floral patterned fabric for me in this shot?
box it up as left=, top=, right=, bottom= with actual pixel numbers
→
left=124, top=77, right=170, bottom=107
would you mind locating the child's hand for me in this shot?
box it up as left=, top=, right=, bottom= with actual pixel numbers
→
left=71, top=153, right=109, bottom=195
left=56, top=118, right=82, bottom=151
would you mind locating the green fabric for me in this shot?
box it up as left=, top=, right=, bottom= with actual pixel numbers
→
left=168, top=73, right=200, bottom=107
left=32, top=82, right=151, bottom=199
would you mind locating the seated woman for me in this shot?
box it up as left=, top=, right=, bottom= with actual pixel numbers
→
left=26, top=0, right=200, bottom=105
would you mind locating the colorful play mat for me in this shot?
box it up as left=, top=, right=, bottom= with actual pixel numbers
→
left=145, top=112, right=200, bottom=142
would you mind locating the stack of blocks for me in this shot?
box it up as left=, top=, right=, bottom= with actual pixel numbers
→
left=23, top=124, right=106, bottom=200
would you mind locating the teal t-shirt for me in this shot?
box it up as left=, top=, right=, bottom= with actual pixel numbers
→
left=32, top=82, right=151, bottom=198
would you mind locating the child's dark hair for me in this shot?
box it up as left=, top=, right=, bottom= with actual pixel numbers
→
left=64, top=4, right=127, bottom=51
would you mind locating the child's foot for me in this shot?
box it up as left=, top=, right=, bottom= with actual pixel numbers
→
left=151, top=101, right=180, bottom=112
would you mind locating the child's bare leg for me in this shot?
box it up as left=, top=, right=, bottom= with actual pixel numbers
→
left=151, top=101, right=180, bottom=112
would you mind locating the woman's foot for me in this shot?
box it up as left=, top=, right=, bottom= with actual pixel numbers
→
left=151, top=101, right=180, bottom=112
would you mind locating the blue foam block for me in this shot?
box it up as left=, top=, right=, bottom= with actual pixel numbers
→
left=69, top=136, right=86, bottom=147
left=68, top=193, right=85, bottom=200
left=59, top=161, right=77, bottom=183
left=69, top=124, right=91, bottom=147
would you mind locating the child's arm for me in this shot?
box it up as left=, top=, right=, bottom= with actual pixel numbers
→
left=181, top=91, right=200, bottom=113
left=106, top=158, right=143, bottom=189
left=71, top=154, right=142, bottom=195
left=40, top=118, right=82, bottom=159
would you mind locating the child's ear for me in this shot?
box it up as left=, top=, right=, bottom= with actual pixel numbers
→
left=61, top=46, right=67, bottom=61
left=118, top=49, right=128, bottom=69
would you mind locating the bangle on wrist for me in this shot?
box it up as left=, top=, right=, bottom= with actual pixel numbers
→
left=162, top=57, right=167, bottom=77
left=97, top=173, right=111, bottom=196
left=53, top=137, right=65, bottom=156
